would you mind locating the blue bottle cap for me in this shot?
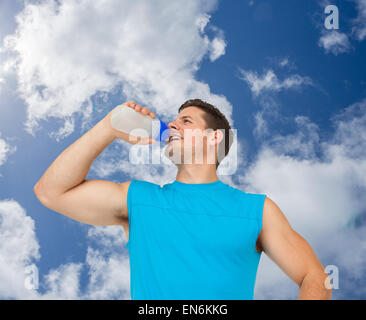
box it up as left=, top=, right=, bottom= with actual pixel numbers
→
left=157, top=119, right=169, bottom=142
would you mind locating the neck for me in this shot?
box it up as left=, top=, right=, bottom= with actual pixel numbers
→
left=175, top=163, right=219, bottom=184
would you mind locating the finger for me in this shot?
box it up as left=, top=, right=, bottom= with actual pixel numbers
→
left=128, top=135, right=139, bottom=144
left=143, top=137, right=156, bottom=145
left=124, top=101, right=136, bottom=109
left=141, top=107, right=149, bottom=115
left=136, top=136, right=142, bottom=143
left=135, top=104, right=142, bottom=112
left=149, top=112, right=156, bottom=119
left=134, top=136, right=149, bottom=145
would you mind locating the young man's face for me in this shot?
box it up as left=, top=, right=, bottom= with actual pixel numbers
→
left=164, top=106, right=219, bottom=166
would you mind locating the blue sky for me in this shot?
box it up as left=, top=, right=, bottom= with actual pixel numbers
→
left=0, top=0, right=365, bottom=299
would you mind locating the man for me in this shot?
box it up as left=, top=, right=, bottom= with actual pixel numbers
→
left=34, top=99, right=332, bottom=300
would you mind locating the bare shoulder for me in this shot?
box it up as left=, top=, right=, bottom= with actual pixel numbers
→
left=263, top=196, right=290, bottom=227
left=263, top=196, right=280, bottom=212
left=256, top=196, right=291, bottom=252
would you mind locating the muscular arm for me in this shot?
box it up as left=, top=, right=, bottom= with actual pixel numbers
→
left=33, top=101, right=155, bottom=229
left=256, top=197, right=332, bottom=300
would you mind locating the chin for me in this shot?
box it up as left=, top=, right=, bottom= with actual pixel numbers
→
left=166, top=143, right=200, bottom=165
left=164, top=144, right=183, bottom=165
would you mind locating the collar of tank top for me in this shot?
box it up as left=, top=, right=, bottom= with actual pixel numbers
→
left=169, top=179, right=225, bottom=191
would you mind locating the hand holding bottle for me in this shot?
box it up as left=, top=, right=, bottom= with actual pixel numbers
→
left=104, top=101, right=161, bottom=145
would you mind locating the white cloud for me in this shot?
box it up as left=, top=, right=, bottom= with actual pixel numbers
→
left=42, top=263, right=83, bottom=299
left=0, top=132, right=16, bottom=171
left=267, top=116, right=321, bottom=159
left=279, top=57, right=289, bottom=68
left=353, top=0, right=366, bottom=41
left=84, top=246, right=130, bottom=300
left=318, top=31, right=351, bottom=55
left=253, top=111, right=269, bottom=137
left=206, top=25, right=227, bottom=62
left=239, top=98, right=366, bottom=299
left=278, top=57, right=296, bottom=70
left=48, top=117, right=75, bottom=142
left=238, top=65, right=314, bottom=142
left=195, top=13, right=211, bottom=33
left=0, top=142, right=9, bottom=167
left=1, top=0, right=231, bottom=138
left=87, top=224, right=127, bottom=247
left=209, top=36, right=226, bottom=61
left=239, top=68, right=313, bottom=96
left=0, top=199, right=40, bottom=299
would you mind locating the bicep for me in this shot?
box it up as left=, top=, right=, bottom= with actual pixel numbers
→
left=258, top=197, right=325, bottom=286
left=42, top=179, right=131, bottom=226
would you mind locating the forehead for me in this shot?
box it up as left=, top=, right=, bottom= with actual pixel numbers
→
left=177, top=106, right=206, bottom=122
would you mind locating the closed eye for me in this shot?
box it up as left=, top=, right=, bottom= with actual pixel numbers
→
left=184, top=120, right=191, bottom=123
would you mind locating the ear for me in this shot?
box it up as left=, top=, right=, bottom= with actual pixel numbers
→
left=208, top=129, right=224, bottom=147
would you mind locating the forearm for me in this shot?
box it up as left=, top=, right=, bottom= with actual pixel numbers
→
left=34, top=116, right=115, bottom=197
left=298, top=272, right=332, bottom=300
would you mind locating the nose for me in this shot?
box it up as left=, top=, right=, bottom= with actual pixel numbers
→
left=168, top=120, right=180, bottom=131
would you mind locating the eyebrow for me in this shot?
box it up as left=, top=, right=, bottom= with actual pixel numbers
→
left=179, top=115, right=194, bottom=121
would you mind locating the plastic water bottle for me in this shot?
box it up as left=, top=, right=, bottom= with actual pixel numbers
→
left=110, top=104, right=169, bottom=143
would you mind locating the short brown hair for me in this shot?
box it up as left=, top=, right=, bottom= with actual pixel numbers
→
left=179, top=98, right=233, bottom=168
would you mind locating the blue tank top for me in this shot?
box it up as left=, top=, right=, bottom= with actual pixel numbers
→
left=126, top=179, right=266, bottom=300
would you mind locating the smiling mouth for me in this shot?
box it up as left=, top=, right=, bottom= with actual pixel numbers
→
left=168, top=136, right=183, bottom=143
